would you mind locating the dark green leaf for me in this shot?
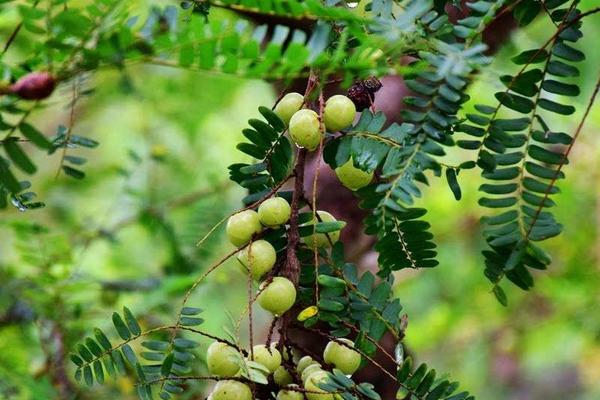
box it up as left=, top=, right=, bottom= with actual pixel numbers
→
left=3, top=139, right=36, bottom=174
left=123, top=307, right=142, bottom=336
left=19, top=123, right=51, bottom=150
left=112, top=312, right=131, bottom=340
left=445, top=168, right=461, bottom=200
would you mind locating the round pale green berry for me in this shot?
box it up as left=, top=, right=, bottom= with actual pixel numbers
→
left=323, top=338, right=361, bottom=375
left=297, top=356, right=318, bottom=374
left=275, top=93, right=304, bottom=126
left=335, top=158, right=373, bottom=191
left=258, top=277, right=297, bottom=316
left=258, top=197, right=291, bottom=227
left=226, top=210, right=262, bottom=246
left=210, top=380, right=252, bottom=400
left=304, top=370, right=335, bottom=400
left=276, top=385, right=304, bottom=400
left=206, top=342, right=241, bottom=377
left=251, top=343, right=282, bottom=373
left=323, top=95, right=356, bottom=132
left=237, top=240, right=277, bottom=280
left=274, top=365, right=293, bottom=386
left=289, top=109, right=321, bottom=151
left=302, top=211, right=343, bottom=249
left=301, top=363, right=323, bottom=383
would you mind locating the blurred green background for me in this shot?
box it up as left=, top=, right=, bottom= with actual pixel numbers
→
left=1, top=1, right=599, bottom=399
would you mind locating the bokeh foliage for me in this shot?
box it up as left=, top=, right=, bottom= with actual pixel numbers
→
left=0, top=0, right=599, bottom=399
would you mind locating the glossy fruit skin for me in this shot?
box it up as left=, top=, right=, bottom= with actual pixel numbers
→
left=251, top=343, right=282, bottom=373
left=296, top=356, right=318, bottom=374
left=276, top=385, right=304, bottom=400
left=210, top=380, right=252, bottom=400
left=323, top=338, right=361, bottom=375
left=302, top=211, right=341, bottom=249
left=289, top=109, right=321, bottom=151
left=274, top=365, right=293, bottom=386
left=275, top=92, right=304, bottom=126
left=304, top=370, right=335, bottom=400
left=258, top=197, right=291, bottom=227
left=323, top=95, right=356, bottom=132
left=335, top=158, right=373, bottom=191
left=237, top=240, right=277, bottom=280
left=301, top=363, right=323, bottom=383
left=206, top=342, right=241, bottom=377
left=10, top=72, right=56, bottom=100
left=258, top=277, right=297, bottom=316
left=226, top=210, right=262, bottom=246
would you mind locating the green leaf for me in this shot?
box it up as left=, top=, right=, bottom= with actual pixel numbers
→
left=173, top=338, right=198, bottom=349
left=493, top=285, right=508, bottom=306
left=542, top=80, right=580, bottom=96
left=70, top=354, right=84, bottom=367
left=83, top=365, right=93, bottom=386
left=258, top=106, right=285, bottom=133
left=123, top=307, right=142, bottom=336
left=552, top=42, right=585, bottom=62
left=445, top=168, right=461, bottom=200
left=181, top=307, right=203, bottom=316
left=93, top=360, right=104, bottom=384
left=495, top=92, right=534, bottom=113
left=511, top=49, right=548, bottom=64
left=514, top=0, right=541, bottom=26
left=77, top=344, right=93, bottom=362
left=94, top=328, right=112, bottom=352
left=314, top=221, right=346, bottom=234
left=547, top=60, right=579, bottom=77
left=19, top=123, right=51, bottom=150
left=85, top=338, right=103, bottom=357
left=62, top=165, right=85, bottom=179
left=538, top=99, right=575, bottom=115
left=3, top=139, right=36, bottom=174
left=112, top=312, right=131, bottom=340
left=161, top=353, right=174, bottom=377
left=142, top=340, right=169, bottom=351
left=180, top=317, right=204, bottom=326
left=0, top=156, right=21, bottom=193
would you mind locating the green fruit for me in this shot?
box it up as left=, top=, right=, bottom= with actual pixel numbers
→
left=237, top=240, right=277, bottom=280
left=206, top=342, right=241, bottom=377
left=274, top=366, right=293, bottom=386
left=210, top=380, right=252, bottom=400
left=258, top=197, right=291, bottom=227
left=296, top=356, right=318, bottom=374
left=304, top=370, right=334, bottom=400
left=251, top=343, right=282, bottom=373
left=323, top=338, right=361, bottom=375
left=302, top=211, right=342, bottom=249
left=226, top=210, right=262, bottom=246
left=323, top=95, right=356, bottom=132
left=275, top=93, right=304, bottom=126
left=301, top=363, right=323, bottom=383
left=276, top=385, right=304, bottom=400
left=258, top=277, right=297, bottom=316
left=289, top=109, right=321, bottom=151
left=335, top=158, right=373, bottom=191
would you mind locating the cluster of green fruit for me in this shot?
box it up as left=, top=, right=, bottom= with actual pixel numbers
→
left=226, top=198, right=344, bottom=316
left=275, top=92, right=374, bottom=191
left=205, top=338, right=362, bottom=400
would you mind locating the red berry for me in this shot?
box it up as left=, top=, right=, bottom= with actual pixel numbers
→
left=10, top=72, right=56, bottom=100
